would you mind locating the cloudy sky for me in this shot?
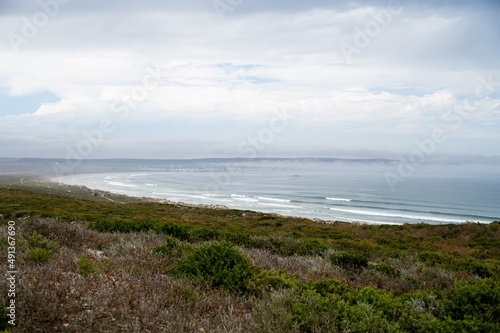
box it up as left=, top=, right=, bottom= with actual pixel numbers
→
left=1, top=0, right=499, bottom=160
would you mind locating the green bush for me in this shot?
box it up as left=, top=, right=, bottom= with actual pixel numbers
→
left=151, top=236, right=182, bottom=256
left=418, top=251, right=492, bottom=278
left=291, top=290, right=339, bottom=332
left=417, top=251, right=453, bottom=266
left=23, top=231, right=60, bottom=251
left=372, top=262, right=401, bottom=278
left=244, top=235, right=328, bottom=256
left=88, top=218, right=192, bottom=241
left=0, top=308, right=10, bottom=330
left=25, top=248, right=52, bottom=264
left=172, top=241, right=257, bottom=294
left=222, top=231, right=252, bottom=246
left=79, top=254, right=95, bottom=278
left=289, top=284, right=414, bottom=332
left=440, top=278, right=500, bottom=324
left=330, top=252, right=369, bottom=270
left=252, top=268, right=299, bottom=293
left=157, top=221, right=191, bottom=241
left=191, top=226, right=221, bottom=241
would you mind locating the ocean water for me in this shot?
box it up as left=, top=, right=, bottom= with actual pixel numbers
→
left=56, top=163, right=500, bottom=225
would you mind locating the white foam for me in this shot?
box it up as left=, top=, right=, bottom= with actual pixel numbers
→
left=259, top=203, right=301, bottom=208
left=329, top=208, right=465, bottom=223
left=106, top=181, right=137, bottom=188
left=326, top=197, right=352, bottom=202
left=258, top=196, right=291, bottom=202
left=233, top=197, right=259, bottom=203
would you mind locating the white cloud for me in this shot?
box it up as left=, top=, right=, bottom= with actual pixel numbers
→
left=0, top=0, right=499, bottom=158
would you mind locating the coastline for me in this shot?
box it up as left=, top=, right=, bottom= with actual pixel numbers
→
left=2, top=169, right=497, bottom=226
left=50, top=171, right=497, bottom=225
left=50, top=173, right=402, bottom=226
left=3, top=170, right=351, bottom=224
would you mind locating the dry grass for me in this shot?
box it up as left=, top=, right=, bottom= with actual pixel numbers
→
left=1, top=218, right=259, bottom=332
left=0, top=217, right=494, bottom=332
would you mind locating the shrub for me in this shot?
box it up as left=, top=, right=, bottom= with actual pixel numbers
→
left=79, top=254, right=95, bottom=278
left=251, top=268, right=299, bottom=293
left=0, top=308, right=10, bottom=330
left=222, top=231, right=252, bottom=246
left=25, top=248, right=52, bottom=264
left=417, top=251, right=453, bottom=266
left=418, top=251, right=492, bottom=278
left=290, top=286, right=408, bottom=333
left=23, top=231, right=60, bottom=251
left=372, top=262, right=401, bottom=278
left=191, top=226, right=221, bottom=242
left=245, top=235, right=328, bottom=256
left=330, top=252, right=369, bottom=270
left=440, top=278, right=500, bottom=324
left=291, top=290, right=339, bottom=332
left=151, top=236, right=182, bottom=256
left=302, top=279, right=347, bottom=297
left=157, top=221, right=191, bottom=241
left=172, top=241, right=257, bottom=294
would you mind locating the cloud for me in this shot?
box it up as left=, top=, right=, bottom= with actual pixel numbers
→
left=0, top=0, right=499, bottom=159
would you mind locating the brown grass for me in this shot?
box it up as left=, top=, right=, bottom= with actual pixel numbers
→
left=1, top=218, right=259, bottom=332
left=0, top=217, right=493, bottom=332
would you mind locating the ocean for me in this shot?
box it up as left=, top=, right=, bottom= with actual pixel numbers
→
left=55, top=161, right=500, bottom=225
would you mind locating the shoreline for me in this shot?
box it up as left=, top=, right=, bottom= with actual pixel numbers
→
left=50, top=172, right=408, bottom=226
left=52, top=178, right=378, bottom=226
left=2, top=171, right=495, bottom=226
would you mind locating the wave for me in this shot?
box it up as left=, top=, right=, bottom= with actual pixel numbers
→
left=257, top=196, right=291, bottom=202
left=329, top=201, right=498, bottom=221
left=105, top=181, right=137, bottom=188
left=328, top=208, right=466, bottom=223
left=259, top=203, right=301, bottom=209
left=232, top=197, right=259, bottom=203
left=152, top=192, right=207, bottom=200
left=326, top=197, right=352, bottom=202
left=331, top=216, right=401, bottom=225
left=352, top=198, right=470, bottom=211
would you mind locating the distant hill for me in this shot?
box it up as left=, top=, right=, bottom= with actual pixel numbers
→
left=0, top=157, right=396, bottom=176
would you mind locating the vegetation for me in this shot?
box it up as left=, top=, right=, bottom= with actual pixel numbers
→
left=0, top=182, right=499, bottom=332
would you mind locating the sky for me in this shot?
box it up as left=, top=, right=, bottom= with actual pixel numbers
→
left=0, top=0, right=499, bottom=161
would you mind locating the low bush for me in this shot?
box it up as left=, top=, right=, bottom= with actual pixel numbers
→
left=329, top=252, right=369, bottom=270
left=0, top=308, right=10, bottom=331
left=150, top=235, right=183, bottom=256
left=172, top=241, right=257, bottom=294
left=251, top=268, right=299, bottom=293
left=191, top=226, right=221, bottom=242
left=23, top=231, right=60, bottom=251
left=25, top=248, right=53, bottom=264
left=157, top=221, right=191, bottom=241
left=88, top=218, right=192, bottom=241
left=372, top=261, right=401, bottom=278
left=418, top=251, right=492, bottom=278
left=78, top=254, right=95, bottom=278
left=243, top=235, right=328, bottom=256
left=439, top=278, right=500, bottom=324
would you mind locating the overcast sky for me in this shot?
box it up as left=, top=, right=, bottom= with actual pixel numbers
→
left=1, top=0, right=499, bottom=161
